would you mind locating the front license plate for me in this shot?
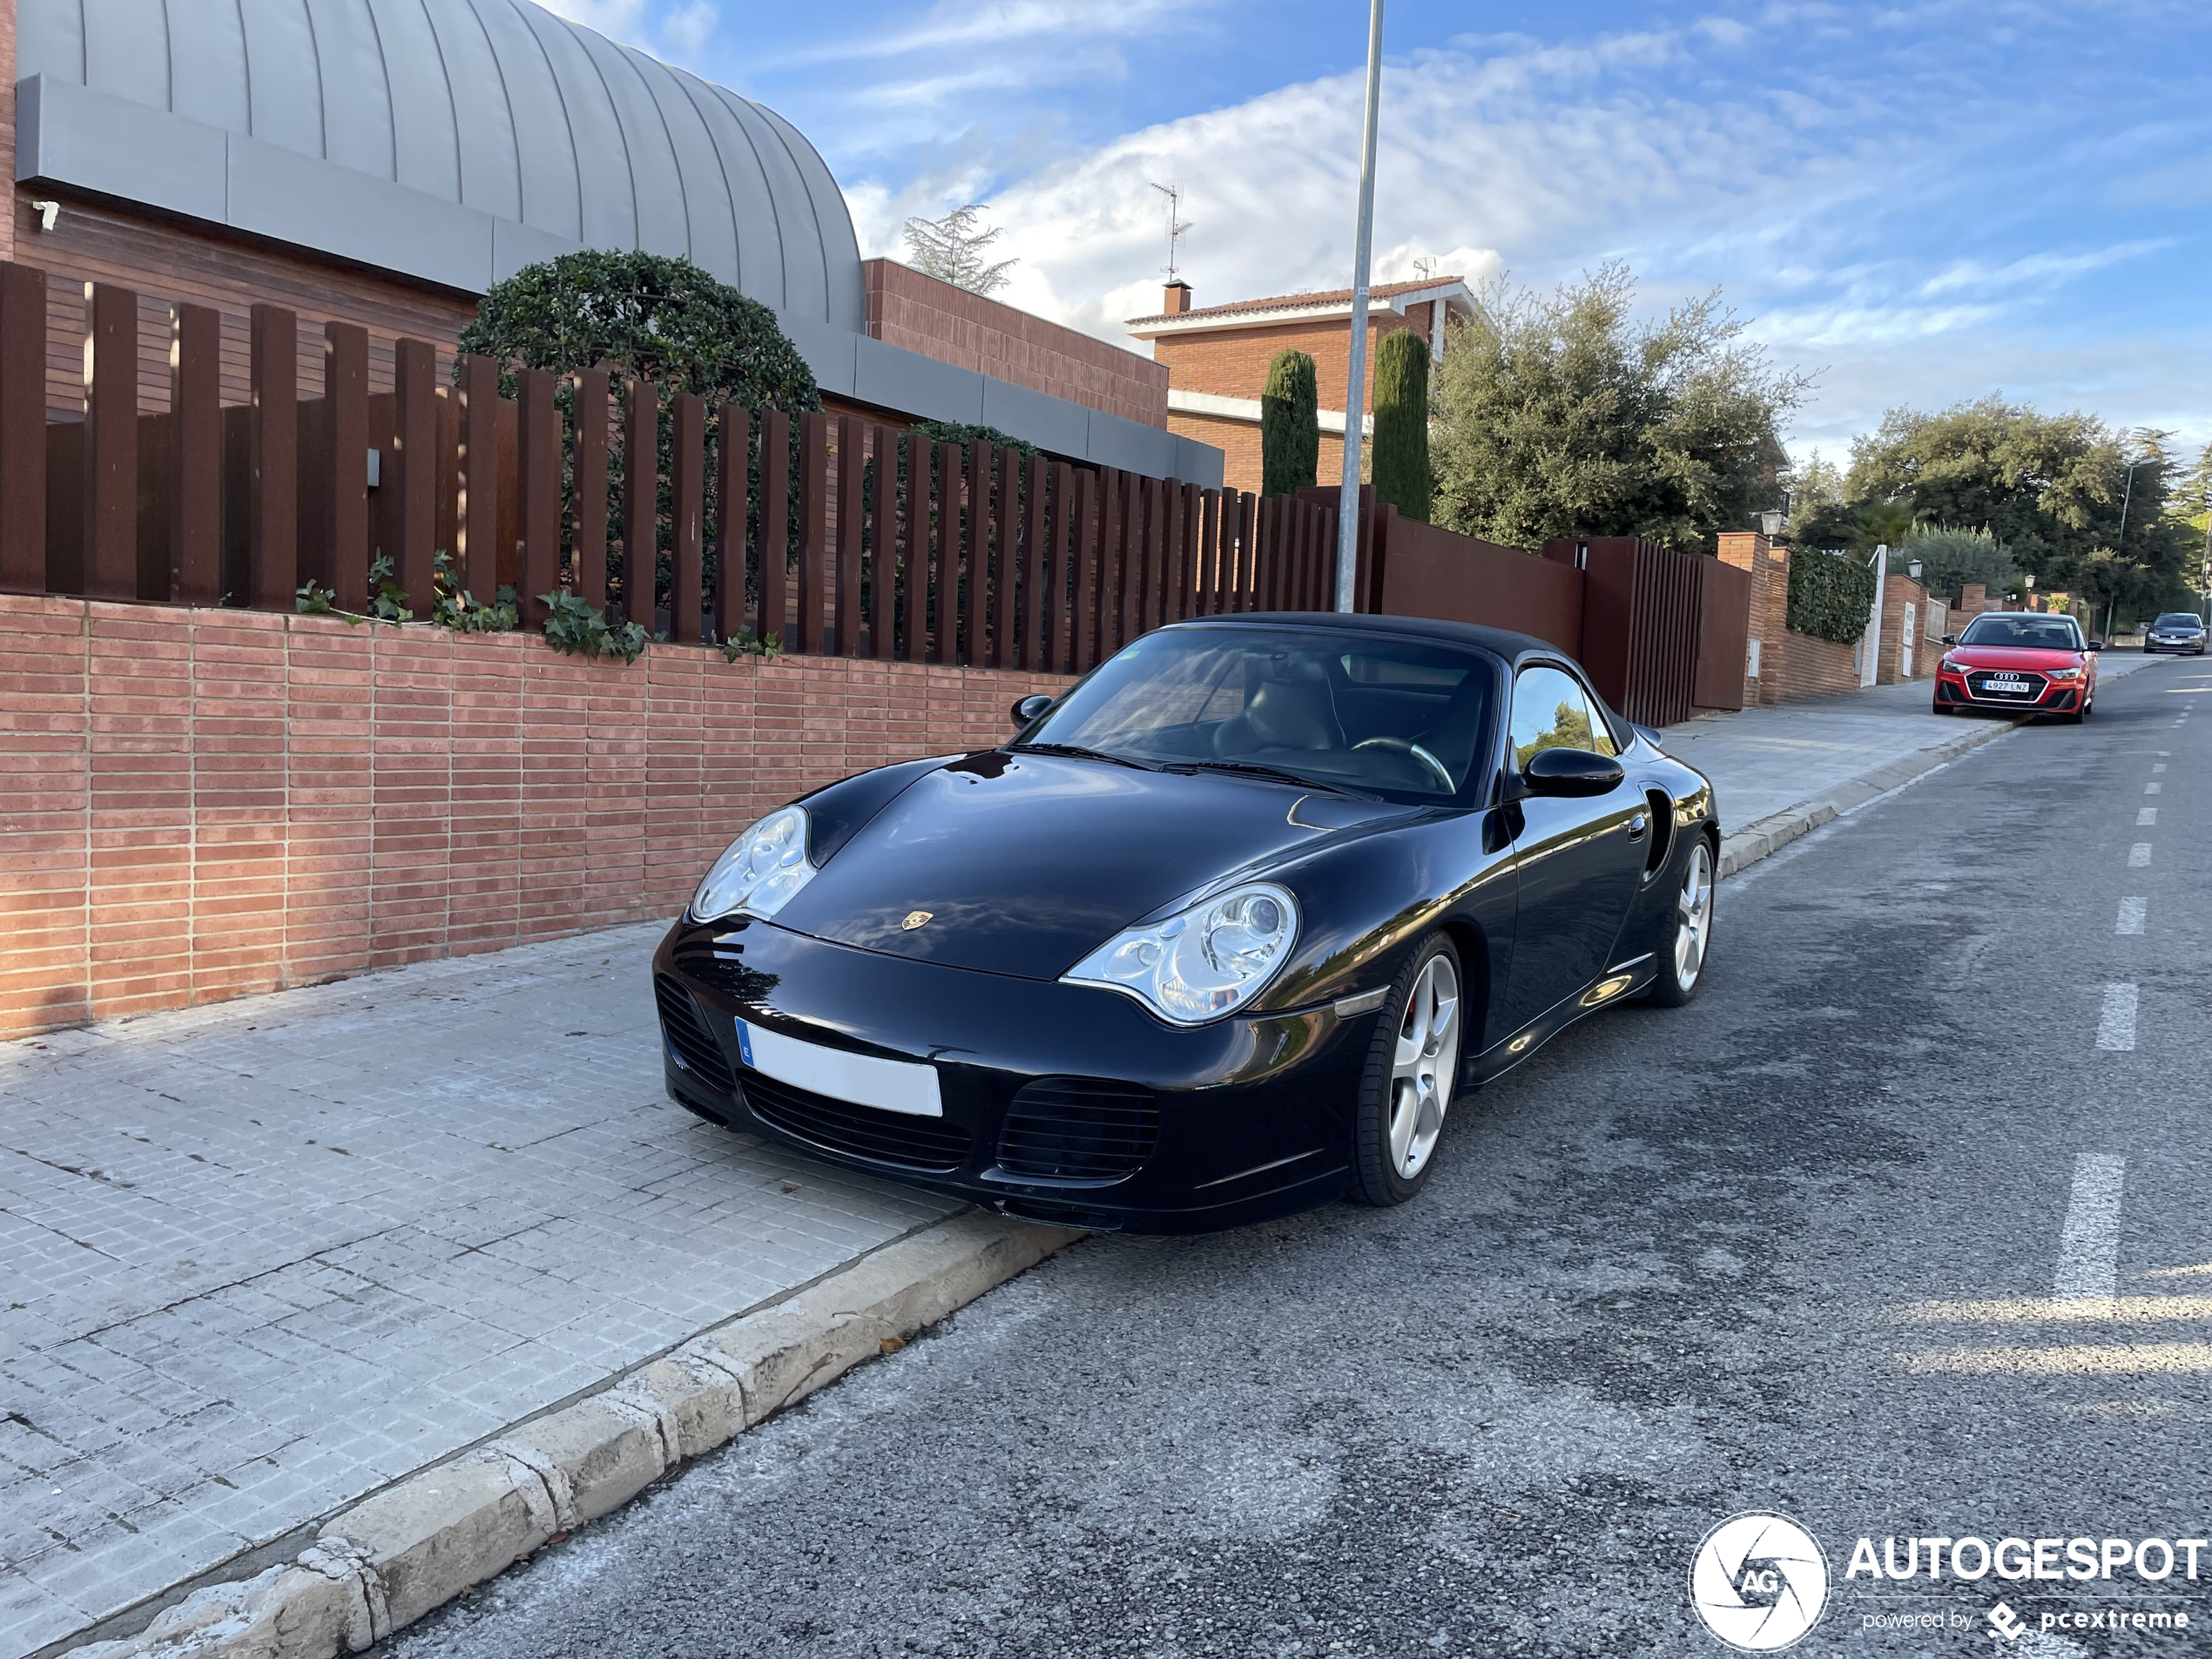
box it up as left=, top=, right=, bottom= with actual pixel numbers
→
left=1986, top=677, right=2028, bottom=688
left=734, top=1019, right=943, bottom=1117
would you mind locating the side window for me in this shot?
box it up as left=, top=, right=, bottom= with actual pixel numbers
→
left=1509, top=665, right=1615, bottom=767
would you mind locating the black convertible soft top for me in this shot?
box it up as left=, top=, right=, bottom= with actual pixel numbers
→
left=1170, top=610, right=1563, bottom=666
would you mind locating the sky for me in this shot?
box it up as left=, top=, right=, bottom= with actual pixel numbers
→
left=547, top=0, right=2212, bottom=465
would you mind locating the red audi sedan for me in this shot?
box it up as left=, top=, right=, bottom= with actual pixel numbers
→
left=1933, top=611, right=2101, bottom=723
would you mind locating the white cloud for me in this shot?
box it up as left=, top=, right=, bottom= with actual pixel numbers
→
left=663, top=0, right=718, bottom=58
left=759, top=0, right=1189, bottom=68
left=1919, top=240, right=2174, bottom=297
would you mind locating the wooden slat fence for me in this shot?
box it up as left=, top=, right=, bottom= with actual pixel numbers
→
left=0, top=263, right=1342, bottom=670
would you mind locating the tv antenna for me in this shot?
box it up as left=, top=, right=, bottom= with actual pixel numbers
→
left=1150, top=182, right=1194, bottom=283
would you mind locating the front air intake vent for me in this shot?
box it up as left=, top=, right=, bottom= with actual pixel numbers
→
left=654, top=974, right=735, bottom=1095
left=995, top=1078, right=1159, bottom=1183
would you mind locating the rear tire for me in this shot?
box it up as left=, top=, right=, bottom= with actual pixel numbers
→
left=1648, top=837, right=1715, bottom=1008
left=1351, top=934, right=1465, bottom=1208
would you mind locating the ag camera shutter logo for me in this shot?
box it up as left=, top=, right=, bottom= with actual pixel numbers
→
left=1689, top=1513, right=1831, bottom=1650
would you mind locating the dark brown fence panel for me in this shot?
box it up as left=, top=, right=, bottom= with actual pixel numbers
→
left=921, top=440, right=949, bottom=663
left=516, top=368, right=560, bottom=627
left=834, top=415, right=863, bottom=655
left=84, top=283, right=138, bottom=603
left=1071, top=468, right=1100, bottom=671
left=988, top=446, right=1015, bottom=668
left=868, top=423, right=898, bottom=659
left=323, top=323, right=369, bottom=610
left=670, top=393, right=705, bottom=644
left=712, top=402, right=748, bottom=645
left=1021, top=454, right=1048, bottom=670
left=135, top=411, right=172, bottom=602
left=795, top=410, right=830, bottom=654
left=246, top=304, right=297, bottom=611
left=621, top=377, right=658, bottom=631
left=170, top=304, right=219, bottom=606
left=0, top=263, right=46, bottom=594
left=758, top=408, right=791, bottom=647
left=956, top=444, right=985, bottom=665
left=388, top=338, right=438, bottom=609
left=1375, top=508, right=1582, bottom=651
left=1159, top=478, right=1184, bottom=630
left=456, top=353, right=499, bottom=601
left=570, top=368, right=610, bottom=609
left=1693, top=555, right=1749, bottom=711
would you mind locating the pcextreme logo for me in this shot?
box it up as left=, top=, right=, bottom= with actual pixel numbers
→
left=1689, top=1513, right=1831, bottom=1651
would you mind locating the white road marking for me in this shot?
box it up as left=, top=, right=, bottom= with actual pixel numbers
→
left=2096, top=983, right=2138, bottom=1051
left=2054, top=1154, right=2128, bottom=1299
left=2129, top=843, right=2152, bottom=867
left=2117, top=897, right=2147, bottom=935
left=2153, top=763, right=2168, bottom=773
left=2139, top=807, right=2158, bottom=826
left=2145, top=781, right=2162, bottom=794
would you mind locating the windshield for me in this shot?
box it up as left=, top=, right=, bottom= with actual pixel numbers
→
left=1018, top=625, right=1499, bottom=800
left=1959, top=615, right=2082, bottom=651
left=2154, top=614, right=2204, bottom=630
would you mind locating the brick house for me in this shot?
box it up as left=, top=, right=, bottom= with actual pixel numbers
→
left=1, top=0, right=1215, bottom=485
left=1124, top=276, right=1480, bottom=495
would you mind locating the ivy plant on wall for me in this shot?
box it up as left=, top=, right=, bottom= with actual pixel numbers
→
left=1787, top=548, right=1878, bottom=644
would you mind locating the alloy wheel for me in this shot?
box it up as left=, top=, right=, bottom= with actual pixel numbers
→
left=1675, top=840, right=1714, bottom=989
left=1387, top=955, right=1460, bottom=1178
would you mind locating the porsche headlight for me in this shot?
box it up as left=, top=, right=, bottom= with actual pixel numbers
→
left=1063, top=883, right=1298, bottom=1025
left=691, top=806, right=816, bottom=922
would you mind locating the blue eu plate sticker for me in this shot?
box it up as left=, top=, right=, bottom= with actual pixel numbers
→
left=733, top=1018, right=754, bottom=1069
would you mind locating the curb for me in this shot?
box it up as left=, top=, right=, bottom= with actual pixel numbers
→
left=1716, top=714, right=2020, bottom=879
left=71, top=1212, right=1081, bottom=1659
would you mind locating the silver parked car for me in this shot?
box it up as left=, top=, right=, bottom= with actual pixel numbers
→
left=2145, top=612, right=2209, bottom=655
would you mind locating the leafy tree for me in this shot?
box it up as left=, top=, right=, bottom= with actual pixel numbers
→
left=1783, top=449, right=1845, bottom=519
left=912, top=420, right=1036, bottom=460
left=1260, top=350, right=1320, bottom=500
left=460, top=252, right=819, bottom=635
left=902, top=204, right=1016, bottom=296
left=1431, top=261, right=1805, bottom=554
left=1894, top=524, right=2019, bottom=601
left=1371, top=327, right=1432, bottom=523
left=1844, top=400, right=2195, bottom=614
left=461, top=250, right=819, bottom=409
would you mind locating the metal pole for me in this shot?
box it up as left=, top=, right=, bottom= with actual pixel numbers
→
left=1334, top=0, right=1386, bottom=613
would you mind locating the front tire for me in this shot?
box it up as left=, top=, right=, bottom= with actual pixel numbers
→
left=1648, top=837, right=1715, bottom=1007
left=1351, top=934, right=1464, bottom=1207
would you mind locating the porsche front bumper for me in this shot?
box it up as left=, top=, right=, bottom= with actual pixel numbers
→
left=651, top=917, right=1377, bottom=1233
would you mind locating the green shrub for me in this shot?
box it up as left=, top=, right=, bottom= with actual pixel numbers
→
left=1787, top=548, right=1878, bottom=644
left=911, top=421, right=1036, bottom=459
left=1260, top=350, right=1319, bottom=499
left=541, top=590, right=649, bottom=664
left=1371, top=329, right=1431, bottom=522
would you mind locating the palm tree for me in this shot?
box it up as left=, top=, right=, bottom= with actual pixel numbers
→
left=1851, top=499, right=1920, bottom=557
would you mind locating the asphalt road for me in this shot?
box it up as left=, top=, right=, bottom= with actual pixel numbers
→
left=391, top=657, right=2212, bottom=1659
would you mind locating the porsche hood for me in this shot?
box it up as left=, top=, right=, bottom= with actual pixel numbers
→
left=767, top=752, right=1414, bottom=981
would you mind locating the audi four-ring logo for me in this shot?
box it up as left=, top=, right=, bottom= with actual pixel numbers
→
left=1689, top=1513, right=1831, bottom=1650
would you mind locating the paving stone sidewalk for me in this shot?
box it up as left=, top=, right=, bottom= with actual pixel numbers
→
left=0, top=925, right=960, bottom=1659
left=0, top=652, right=2173, bottom=1659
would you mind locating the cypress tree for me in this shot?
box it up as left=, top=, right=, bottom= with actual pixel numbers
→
left=1371, top=327, right=1432, bottom=523
left=1259, top=349, right=1319, bottom=499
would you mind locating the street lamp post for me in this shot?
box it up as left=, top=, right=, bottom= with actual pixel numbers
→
left=1334, top=0, right=1386, bottom=613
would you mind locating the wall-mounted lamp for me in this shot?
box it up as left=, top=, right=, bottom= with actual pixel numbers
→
left=30, top=200, right=60, bottom=233
left=1906, top=559, right=1923, bottom=581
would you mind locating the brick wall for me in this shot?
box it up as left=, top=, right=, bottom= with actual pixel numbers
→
left=0, top=595, right=1069, bottom=1040
left=1877, top=577, right=1938, bottom=683
left=863, top=260, right=1167, bottom=428
left=1718, top=532, right=1868, bottom=706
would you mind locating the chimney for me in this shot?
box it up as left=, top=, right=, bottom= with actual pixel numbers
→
left=1162, top=280, right=1192, bottom=315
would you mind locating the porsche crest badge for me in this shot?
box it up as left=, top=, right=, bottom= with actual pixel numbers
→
left=901, top=911, right=933, bottom=931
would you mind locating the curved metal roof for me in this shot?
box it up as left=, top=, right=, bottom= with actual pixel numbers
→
left=15, top=0, right=864, bottom=330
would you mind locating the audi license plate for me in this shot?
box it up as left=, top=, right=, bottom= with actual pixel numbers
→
left=1986, top=675, right=2028, bottom=688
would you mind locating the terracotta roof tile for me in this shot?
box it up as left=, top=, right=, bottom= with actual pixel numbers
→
left=1126, top=276, right=1463, bottom=327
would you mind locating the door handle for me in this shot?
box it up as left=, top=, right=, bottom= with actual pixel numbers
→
left=1628, top=812, right=1649, bottom=839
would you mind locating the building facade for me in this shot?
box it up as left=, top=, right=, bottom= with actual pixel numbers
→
left=1124, top=276, right=1477, bottom=495
left=1, top=0, right=1216, bottom=483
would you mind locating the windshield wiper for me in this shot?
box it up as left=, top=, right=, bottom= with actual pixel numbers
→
left=1167, top=759, right=1377, bottom=799
left=1008, top=742, right=1166, bottom=772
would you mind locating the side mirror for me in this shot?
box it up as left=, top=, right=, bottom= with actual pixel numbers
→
left=1010, top=693, right=1055, bottom=727
left=1939, top=634, right=1959, bottom=647
left=1521, top=746, right=1625, bottom=799
left=2087, top=640, right=2103, bottom=652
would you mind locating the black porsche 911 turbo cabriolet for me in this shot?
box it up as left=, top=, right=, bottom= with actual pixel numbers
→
left=653, top=613, right=1718, bottom=1233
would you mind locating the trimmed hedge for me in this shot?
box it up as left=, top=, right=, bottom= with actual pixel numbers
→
left=1788, top=548, right=1878, bottom=644
left=1260, top=350, right=1319, bottom=499
left=1371, top=328, right=1432, bottom=522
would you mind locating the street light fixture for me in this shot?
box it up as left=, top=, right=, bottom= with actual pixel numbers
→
left=1334, top=0, right=1386, bottom=613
